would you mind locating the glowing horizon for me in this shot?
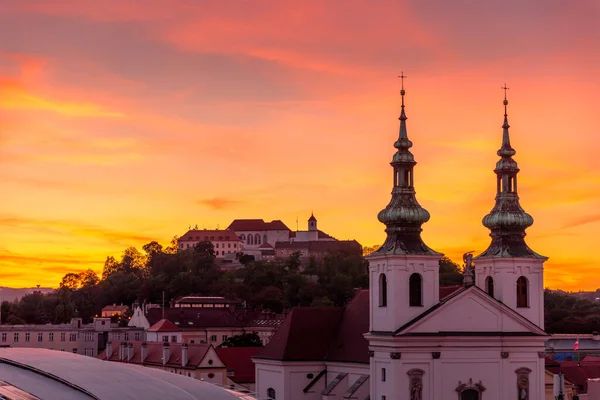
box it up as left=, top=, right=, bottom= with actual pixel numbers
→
left=1, top=0, right=599, bottom=290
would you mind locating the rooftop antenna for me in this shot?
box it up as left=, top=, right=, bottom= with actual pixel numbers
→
left=162, top=291, right=165, bottom=319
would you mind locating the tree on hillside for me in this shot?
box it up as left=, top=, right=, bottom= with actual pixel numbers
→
left=220, top=332, right=263, bottom=347
left=362, top=245, right=380, bottom=256
left=439, top=257, right=463, bottom=286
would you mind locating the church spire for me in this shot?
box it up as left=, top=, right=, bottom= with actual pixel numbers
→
left=476, top=85, right=544, bottom=259
left=375, top=74, right=440, bottom=256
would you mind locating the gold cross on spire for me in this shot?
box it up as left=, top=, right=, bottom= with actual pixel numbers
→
left=399, top=72, right=407, bottom=91
left=501, top=82, right=510, bottom=100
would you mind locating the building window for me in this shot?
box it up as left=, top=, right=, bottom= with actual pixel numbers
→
left=381, top=368, right=386, bottom=382
left=409, top=273, right=423, bottom=307
left=267, top=388, right=276, bottom=399
left=379, top=273, right=387, bottom=307
left=49, top=333, right=54, bottom=342
left=228, top=243, right=231, bottom=248
left=70, top=333, right=77, bottom=342
left=124, top=332, right=129, bottom=341
left=210, top=335, right=217, bottom=342
left=486, top=276, right=494, bottom=297
left=517, top=276, right=528, bottom=308
left=263, top=234, right=267, bottom=243
left=25, top=333, right=30, bottom=342
left=38, top=333, right=43, bottom=342
left=171, top=335, right=177, bottom=343
left=460, top=390, right=478, bottom=400
left=13, top=333, right=19, bottom=343
left=255, top=233, right=261, bottom=245
left=240, top=234, right=245, bottom=241
left=248, top=235, right=254, bottom=245
left=163, top=335, right=169, bottom=343
left=1, top=333, right=6, bottom=342
left=234, top=243, right=237, bottom=248
left=72, top=348, right=78, bottom=354
left=85, top=333, right=94, bottom=342
left=135, top=332, right=140, bottom=341
left=113, top=333, right=120, bottom=341
left=180, top=243, right=184, bottom=249
left=382, top=396, right=386, bottom=400
left=61, top=333, right=66, bottom=342
left=85, top=348, right=94, bottom=356
left=222, top=335, right=228, bottom=341
left=186, top=243, right=189, bottom=249
left=215, top=243, right=219, bottom=248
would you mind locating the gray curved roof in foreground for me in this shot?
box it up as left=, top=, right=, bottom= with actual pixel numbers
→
left=0, top=348, right=242, bottom=400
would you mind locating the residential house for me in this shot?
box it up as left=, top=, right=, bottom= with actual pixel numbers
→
left=101, top=304, right=129, bottom=318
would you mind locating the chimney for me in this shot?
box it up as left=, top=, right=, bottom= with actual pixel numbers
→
left=162, top=342, right=170, bottom=366
left=181, top=343, right=188, bottom=367
left=106, top=341, right=112, bottom=360
left=127, top=342, right=134, bottom=362
left=141, top=342, right=147, bottom=363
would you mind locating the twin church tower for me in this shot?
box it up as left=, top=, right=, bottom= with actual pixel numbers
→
left=368, top=75, right=547, bottom=333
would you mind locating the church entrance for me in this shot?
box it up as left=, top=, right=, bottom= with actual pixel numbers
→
left=460, top=389, right=479, bottom=400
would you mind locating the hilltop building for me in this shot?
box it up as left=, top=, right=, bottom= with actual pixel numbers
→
left=177, top=229, right=242, bottom=259
left=254, top=82, right=549, bottom=400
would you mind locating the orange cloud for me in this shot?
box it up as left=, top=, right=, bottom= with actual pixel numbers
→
left=198, top=198, right=244, bottom=210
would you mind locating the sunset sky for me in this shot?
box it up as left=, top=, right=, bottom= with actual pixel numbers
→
left=0, top=0, right=599, bottom=290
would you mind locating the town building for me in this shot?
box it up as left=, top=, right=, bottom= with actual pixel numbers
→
left=0, top=318, right=101, bottom=357
left=101, top=304, right=129, bottom=317
left=254, top=83, right=550, bottom=400
left=128, top=303, right=284, bottom=346
left=175, top=296, right=239, bottom=310
left=178, top=229, right=242, bottom=258
left=216, top=347, right=262, bottom=393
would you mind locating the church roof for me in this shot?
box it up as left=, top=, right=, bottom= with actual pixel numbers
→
left=147, top=319, right=181, bottom=332
left=215, top=347, right=261, bottom=384
left=392, top=285, right=548, bottom=337
left=308, top=213, right=317, bottom=222
left=325, top=290, right=370, bottom=364
left=227, top=219, right=290, bottom=232
left=253, top=307, right=344, bottom=361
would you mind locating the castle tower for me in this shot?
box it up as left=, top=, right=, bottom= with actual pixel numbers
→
left=474, top=85, right=547, bottom=328
left=367, top=75, right=443, bottom=333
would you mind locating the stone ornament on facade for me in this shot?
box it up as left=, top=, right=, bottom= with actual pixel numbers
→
left=516, top=367, right=531, bottom=400
left=368, top=350, right=374, bottom=357
left=408, top=369, right=424, bottom=400
left=455, top=378, right=486, bottom=399
left=501, top=351, right=509, bottom=359
left=432, top=352, right=441, bottom=359
left=390, top=352, right=401, bottom=359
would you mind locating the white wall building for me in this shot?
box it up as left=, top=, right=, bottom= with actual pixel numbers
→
left=254, top=85, right=549, bottom=400
left=177, top=229, right=241, bottom=258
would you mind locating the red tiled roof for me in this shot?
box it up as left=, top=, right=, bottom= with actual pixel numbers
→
left=275, top=240, right=362, bottom=254
left=259, top=242, right=274, bottom=249
left=546, top=360, right=600, bottom=392
left=326, top=290, right=370, bottom=364
left=317, top=230, right=333, bottom=239
left=439, top=285, right=463, bottom=300
left=99, top=342, right=212, bottom=369
left=178, top=229, right=240, bottom=242
left=102, top=305, right=129, bottom=312
left=146, top=308, right=266, bottom=329
left=147, top=319, right=181, bottom=332
left=254, top=307, right=344, bottom=361
left=216, top=347, right=261, bottom=384
left=227, top=219, right=291, bottom=232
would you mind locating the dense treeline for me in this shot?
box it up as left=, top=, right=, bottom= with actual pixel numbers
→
left=12, top=243, right=597, bottom=334
left=1, top=239, right=373, bottom=324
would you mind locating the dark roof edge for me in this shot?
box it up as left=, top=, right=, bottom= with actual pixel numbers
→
left=0, top=357, right=101, bottom=399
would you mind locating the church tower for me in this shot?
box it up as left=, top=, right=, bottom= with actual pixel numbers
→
left=308, top=213, right=317, bottom=231
left=474, top=86, right=547, bottom=328
left=367, top=75, right=443, bottom=333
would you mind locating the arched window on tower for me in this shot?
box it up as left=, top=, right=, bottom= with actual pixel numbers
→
left=379, top=274, right=387, bottom=307
left=486, top=276, right=494, bottom=297
left=248, top=235, right=254, bottom=245
left=517, top=276, right=528, bottom=308
left=240, top=234, right=246, bottom=242
left=409, top=273, right=422, bottom=307
left=263, top=234, right=268, bottom=244
left=255, top=233, right=261, bottom=245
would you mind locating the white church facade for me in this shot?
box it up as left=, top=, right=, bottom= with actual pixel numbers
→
left=253, top=80, right=548, bottom=400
